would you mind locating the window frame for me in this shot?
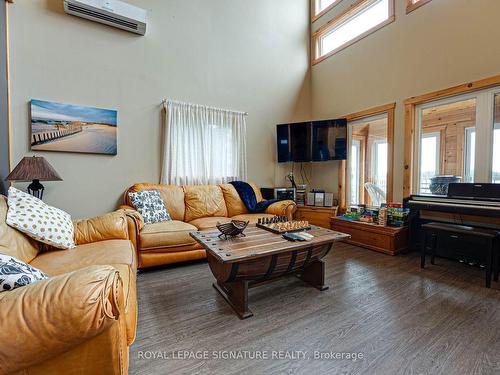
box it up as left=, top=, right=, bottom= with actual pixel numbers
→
left=404, top=75, right=500, bottom=197
left=406, top=0, right=433, bottom=14
left=311, top=0, right=342, bottom=23
left=312, top=0, right=395, bottom=66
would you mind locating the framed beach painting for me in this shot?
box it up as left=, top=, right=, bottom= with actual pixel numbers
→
left=30, top=99, right=117, bottom=155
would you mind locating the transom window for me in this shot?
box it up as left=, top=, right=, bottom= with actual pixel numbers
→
left=312, top=0, right=340, bottom=20
left=312, top=0, right=394, bottom=65
left=406, top=0, right=433, bottom=13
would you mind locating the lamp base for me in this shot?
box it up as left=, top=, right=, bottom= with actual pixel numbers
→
left=27, top=179, right=45, bottom=200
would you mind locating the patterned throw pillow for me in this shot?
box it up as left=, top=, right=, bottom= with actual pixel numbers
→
left=6, top=187, right=75, bottom=249
left=128, top=190, right=171, bottom=224
left=0, top=253, right=48, bottom=292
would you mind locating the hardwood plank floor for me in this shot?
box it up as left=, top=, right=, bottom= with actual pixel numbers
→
left=130, top=243, right=500, bottom=375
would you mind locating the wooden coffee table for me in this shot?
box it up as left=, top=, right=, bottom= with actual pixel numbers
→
left=190, top=225, right=349, bottom=319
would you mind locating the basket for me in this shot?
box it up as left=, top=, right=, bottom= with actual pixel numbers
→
left=216, top=220, right=249, bottom=239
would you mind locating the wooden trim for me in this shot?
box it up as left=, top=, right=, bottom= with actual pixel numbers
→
left=312, top=0, right=395, bottom=66
left=386, top=106, right=394, bottom=205
left=406, top=0, right=432, bottom=14
left=339, top=102, right=396, bottom=210
left=403, top=74, right=500, bottom=197
left=311, top=0, right=341, bottom=23
left=345, top=102, right=396, bottom=121
left=405, top=75, right=500, bottom=105
left=338, top=160, right=346, bottom=213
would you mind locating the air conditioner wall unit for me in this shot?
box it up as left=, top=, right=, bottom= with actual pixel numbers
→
left=63, top=0, right=147, bottom=35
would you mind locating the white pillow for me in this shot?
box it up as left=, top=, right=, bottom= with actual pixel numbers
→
left=0, top=253, right=48, bottom=292
left=6, top=187, right=75, bottom=249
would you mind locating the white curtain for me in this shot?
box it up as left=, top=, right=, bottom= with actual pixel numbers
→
left=161, top=100, right=247, bottom=185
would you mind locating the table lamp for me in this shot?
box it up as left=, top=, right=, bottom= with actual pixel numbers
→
left=5, top=156, right=62, bottom=199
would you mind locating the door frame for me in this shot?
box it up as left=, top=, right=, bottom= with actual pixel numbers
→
left=404, top=74, right=500, bottom=197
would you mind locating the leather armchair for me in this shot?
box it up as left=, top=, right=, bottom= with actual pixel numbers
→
left=0, top=195, right=137, bottom=375
left=0, top=266, right=123, bottom=375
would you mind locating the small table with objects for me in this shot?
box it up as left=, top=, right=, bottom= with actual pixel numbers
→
left=190, top=223, right=349, bottom=319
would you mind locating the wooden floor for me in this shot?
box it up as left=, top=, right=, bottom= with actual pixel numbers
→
left=130, top=243, right=500, bottom=375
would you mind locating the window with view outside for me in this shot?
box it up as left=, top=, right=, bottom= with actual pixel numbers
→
left=350, top=140, right=361, bottom=205
left=419, top=133, right=439, bottom=194
left=373, top=141, right=388, bottom=195
left=317, top=0, right=391, bottom=60
left=348, top=114, right=388, bottom=207
left=493, top=95, right=500, bottom=183
left=464, top=128, right=475, bottom=183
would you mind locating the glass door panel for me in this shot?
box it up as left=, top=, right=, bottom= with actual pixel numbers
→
left=419, top=98, right=477, bottom=194
left=493, top=95, right=500, bottom=183
left=348, top=114, right=388, bottom=206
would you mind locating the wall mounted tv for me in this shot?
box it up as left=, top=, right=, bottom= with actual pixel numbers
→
left=276, top=119, right=347, bottom=163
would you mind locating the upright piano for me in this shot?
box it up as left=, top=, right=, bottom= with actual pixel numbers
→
left=406, top=183, right=500, bottom=258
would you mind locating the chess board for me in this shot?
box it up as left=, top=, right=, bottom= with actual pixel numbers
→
left=256, top=220, right=311, bottom=234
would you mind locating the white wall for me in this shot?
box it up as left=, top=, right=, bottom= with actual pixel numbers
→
left=311, top=0, right=500, bottom=202
left=8, top=0, right=311, bottom=218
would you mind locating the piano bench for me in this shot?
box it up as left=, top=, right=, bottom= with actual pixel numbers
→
left=420, top=222, right=500, bottom=288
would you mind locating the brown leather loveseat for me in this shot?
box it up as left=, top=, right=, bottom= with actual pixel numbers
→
left=0, top=195, right=138, bottom=375
left=121, top=183, right=296, bottom=269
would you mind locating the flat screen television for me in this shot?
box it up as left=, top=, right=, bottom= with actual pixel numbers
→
left=276, top=118, right=347, bottom=163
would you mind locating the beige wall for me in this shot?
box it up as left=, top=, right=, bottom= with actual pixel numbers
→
left=311, top=0, right=500, bottom=202
left=8, top=0, right=311, bottom=218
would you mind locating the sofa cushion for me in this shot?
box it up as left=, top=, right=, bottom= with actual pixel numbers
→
left=128, top=190, right=171, bottom=224
left=219, top=184, right=248, bottom=217
left=125, top=184, right=185, bottom=221
left=0, top=254, right=48, bottom=292
left=230, top=213, right=275, bottom=224
left=30, top=239, right=134, bottom=275
left=6, top=187, right=75, bottom=249
left=139, top=221, right=198, bottom=251
left=184, top=185, right=228, bottom=222
left=189, top=217, right=230, bottom=231
left=0, top=196, right=39, bottom=264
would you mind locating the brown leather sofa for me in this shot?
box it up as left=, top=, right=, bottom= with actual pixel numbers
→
left=0, top=195, right=138, bottom=375
left=121, top=183, right=296, bottom=269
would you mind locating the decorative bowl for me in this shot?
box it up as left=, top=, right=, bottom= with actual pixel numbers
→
left=216, top=220, right=249, bottom=239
